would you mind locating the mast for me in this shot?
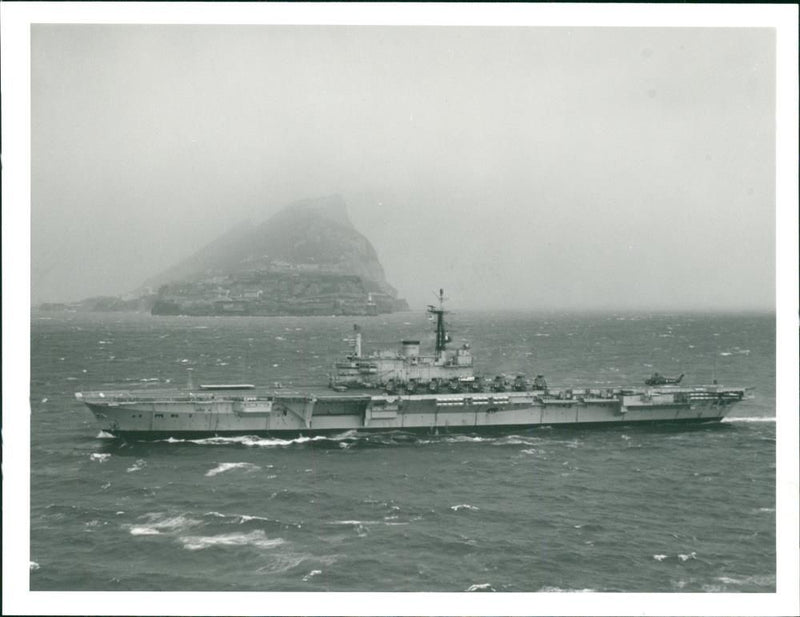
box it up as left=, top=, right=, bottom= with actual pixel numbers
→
left=350, top=324, right=362, bottom=359
left=427, top=288, right=449, bottom=357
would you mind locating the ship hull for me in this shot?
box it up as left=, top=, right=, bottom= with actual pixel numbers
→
left=105, top=417, right=725, bottom=441
left=80, top=386, right=744, bottom=440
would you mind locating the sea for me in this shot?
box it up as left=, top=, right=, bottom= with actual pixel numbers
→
left=29, top=309, right=776, bottom=593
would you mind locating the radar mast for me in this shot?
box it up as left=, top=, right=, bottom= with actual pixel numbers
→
left=427, top=288, right=450, bottom=357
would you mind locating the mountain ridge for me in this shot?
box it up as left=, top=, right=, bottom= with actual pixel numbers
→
left=147, top=195, right=408, bottom=316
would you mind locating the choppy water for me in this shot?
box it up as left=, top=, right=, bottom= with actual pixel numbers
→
left=30, top=310, right=775, bottom=591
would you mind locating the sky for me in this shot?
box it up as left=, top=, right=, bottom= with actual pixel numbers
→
left=31, top=24, right=776, bottom=310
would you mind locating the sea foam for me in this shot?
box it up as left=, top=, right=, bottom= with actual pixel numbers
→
left=129, top=513, right=201, bottom=537
left=205, top=462, right=261, bottom=477
left=179, top=529, right=285, bottom=551
left=466, top=583, right=495, bottom=592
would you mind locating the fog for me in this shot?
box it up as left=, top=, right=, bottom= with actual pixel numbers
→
left=31, top=25, right=775, bottom=311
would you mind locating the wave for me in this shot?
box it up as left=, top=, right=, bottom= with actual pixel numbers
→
left=651, top=551, right=698, bottom=563
left=714, top=574, right=775, bottom=588
left=126, top=459, right=146, bottom=473
left=201, top=511, right=301, bottom=529
left=538, top=586, right=596, bottom=592
left=128, top=512, right=202, bottom=536
left=302, top=569, right=322, bottom=582
left=450, top=504, right=480, bottom=512
left=239, top=514, right=272, bottom=524
left=89, top=453, right=111, bottom=463
left=30, top=561, right=40, bottom=572
left=179, top=529, right=285, bottom=551
left=205, top=461, right=261, bottom=477
left=130, top=526, right=161, bottom=536
left=466, top=583, right=495, bottom=592
left=161, top=434, right=337, bottom=448
left=254, top=552, right=312, bottom=574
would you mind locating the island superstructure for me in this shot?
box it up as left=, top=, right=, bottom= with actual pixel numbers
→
left=76, top=290, right=752, bottom=438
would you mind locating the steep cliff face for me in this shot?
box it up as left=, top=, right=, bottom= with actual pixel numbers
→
left=146, top=195, right=407, bottom=316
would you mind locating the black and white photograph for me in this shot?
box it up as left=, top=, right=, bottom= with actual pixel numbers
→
left=3, top=2, right=798, bottom=615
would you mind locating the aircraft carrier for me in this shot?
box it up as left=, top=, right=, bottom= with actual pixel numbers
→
left=76, top=291, right=752, bottom=439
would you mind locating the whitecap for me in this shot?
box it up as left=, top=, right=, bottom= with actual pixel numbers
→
left=466, top=583, right=495, bottom=592
left=538, top=586, right=595, bottom=592
left=30, top=561, right=40, bottom=571
left=653, top=554, right=668, bottom=561
left=179, top=530, right=285, bottom=551
left=205, top=462, right=261, bottom=477
left=716, top=576, right=743, bottom=585
left=130, top=526, right=161, bottom=536
left=130, top=513, right=201, bottom=536
left=126, top=459, right=146, bottom=473
left=491, top=436, right=538, bottom=446
left=90, top=453, right=111, bottom=463
left=445, top=435, right=488, bottom=443
left=302, top=569, right=322, bottom=582
left=96, top=431, right=115, bottom=439
left=330, top=430, right=359, bottom=441
left=238, top=514, right=271, bottom=524
left=185, top=434, right=330, bottom=448
left=450, top=504, right=479, bottom=512
left=678, top=552, right=697, bottom=562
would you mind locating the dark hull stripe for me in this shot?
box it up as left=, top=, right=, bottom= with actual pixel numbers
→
left=110, top=416, right=724, bottom=441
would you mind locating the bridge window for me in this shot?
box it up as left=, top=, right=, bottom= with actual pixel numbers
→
left=154, top=413, right=164, bottom=418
